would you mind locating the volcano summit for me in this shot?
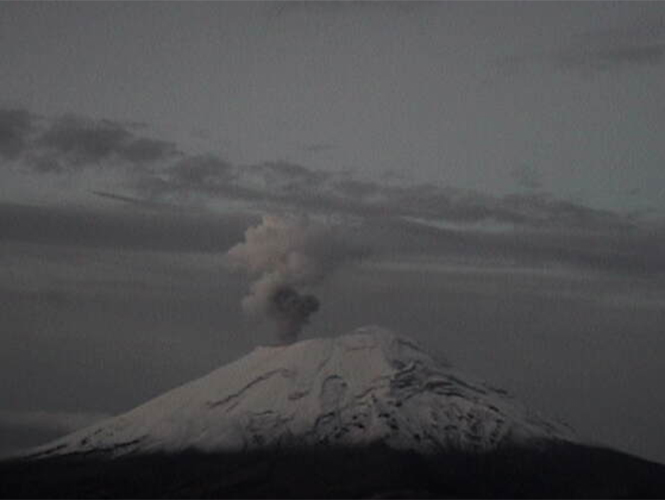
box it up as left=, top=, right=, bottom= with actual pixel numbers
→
left=3, top=326, right=665, bottom=498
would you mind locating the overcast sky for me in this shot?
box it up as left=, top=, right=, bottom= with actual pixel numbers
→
left=1, top=1, right=665, bottom=464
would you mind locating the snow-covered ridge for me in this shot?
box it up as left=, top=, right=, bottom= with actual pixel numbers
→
left=24, top=326, right=575, bottom=459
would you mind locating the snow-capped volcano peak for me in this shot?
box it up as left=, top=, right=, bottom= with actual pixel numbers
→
left=26, top=326, right=575, bottom=459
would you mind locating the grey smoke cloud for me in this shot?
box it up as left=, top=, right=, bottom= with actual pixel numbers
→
left=226, top=214, right=362, bottom=343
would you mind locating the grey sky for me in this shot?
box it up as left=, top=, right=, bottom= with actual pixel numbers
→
left=1, top=1, right=665, bottom=464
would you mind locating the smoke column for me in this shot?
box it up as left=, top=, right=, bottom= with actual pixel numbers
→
left=226, top=214, right=361, bottom=343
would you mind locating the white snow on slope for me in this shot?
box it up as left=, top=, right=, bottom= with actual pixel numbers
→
left=23, top=326, right=575, bottom=459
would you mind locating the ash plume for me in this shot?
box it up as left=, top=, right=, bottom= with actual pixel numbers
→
left=268, top=286, right=320, bottom=343
left=226, top=214, right=361, bottom=343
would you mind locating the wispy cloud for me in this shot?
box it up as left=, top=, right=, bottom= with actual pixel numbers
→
left=0, top=109, right=180, bottom=174
left=0, top=201, right=253, bottom=253
left=2, top=106, right=660, bottom=279
left=133, top=157, right=635, bottom=233
left=358, top=216, right=665, bottom=277
left=303, top=142, right=336, bottom=154
left=554, top=43, right=665, bottom=72
left=511, top=164, right=543, bottom=190
left=2, top=107, right=638, bottom=235
left=499, top=19, right=665, bottom=74
left=0, top=108, right=32, bottom=160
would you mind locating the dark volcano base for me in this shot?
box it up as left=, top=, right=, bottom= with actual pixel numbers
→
left=2, top=441, right=665, bottom=498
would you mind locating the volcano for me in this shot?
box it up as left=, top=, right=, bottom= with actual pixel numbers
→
left=2, top=326, right=665, bottom=498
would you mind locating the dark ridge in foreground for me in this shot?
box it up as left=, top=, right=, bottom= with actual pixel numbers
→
left=2, top=441, right=665, bottom=498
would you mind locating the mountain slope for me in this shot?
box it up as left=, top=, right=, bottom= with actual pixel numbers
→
left=24, top=326, right=574, bottom=460
left=5, top=326, right=665, bottom=498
